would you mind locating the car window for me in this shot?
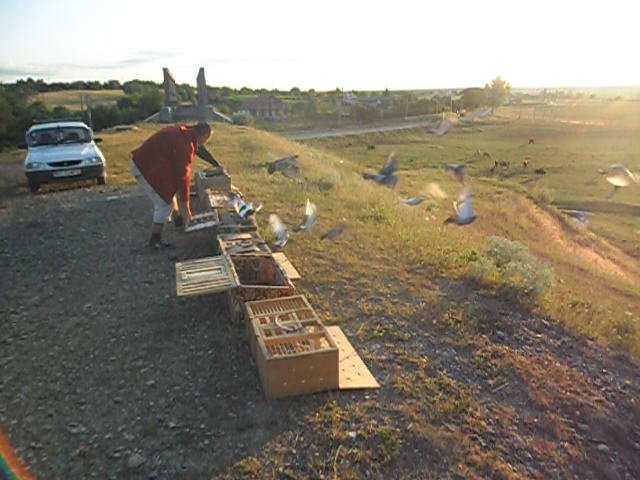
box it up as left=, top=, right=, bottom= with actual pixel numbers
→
left=28, top=127, right=91, bottom=146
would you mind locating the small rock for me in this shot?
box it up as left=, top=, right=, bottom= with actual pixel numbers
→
left=348, top=431, right=357, bottom=440
left=127, top=453, right=146, bottom=469
left=577, top=423, right=590, bottom=433
left=597, top=443, right=610, bottom=453
left=633, top=442, right=640, bottom=450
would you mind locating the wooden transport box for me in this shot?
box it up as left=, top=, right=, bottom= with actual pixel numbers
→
left=217, top=232, right=271, bottom=256
left=255, top=328, right=339, bottom=399
left=244, top=295, right=322, bottom=358
left=227, top=254, right=296, bottom=324
left=195, top=168, right=231, bottom=195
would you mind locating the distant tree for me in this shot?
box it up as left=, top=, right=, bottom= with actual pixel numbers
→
left=304, top=97, right=320, bottom=120
left=52, top=105, right=73, bottom=118
left=485, top=76, right=511, bottom=111
left=0, top=87, right=15, bottom=135
left=290, top=87, right=301, bottom=96
left=239, top=87, right=254, bottom=95
left=102, top=80, right=122, bottom=90
left=350, top=103, right=381, bottom=123
left=461, top=88, right=487, bottom=110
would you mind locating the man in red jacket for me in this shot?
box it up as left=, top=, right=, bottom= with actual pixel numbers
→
left=130, top=123, right=217, bottom=248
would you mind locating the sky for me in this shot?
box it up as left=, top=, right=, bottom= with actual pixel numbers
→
left=0, top=0, right=638, bottom=91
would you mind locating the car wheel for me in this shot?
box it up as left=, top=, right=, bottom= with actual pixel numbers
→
left=97, top=176, right=106, bottom=185
left=28, top=180, right=39, bottom=193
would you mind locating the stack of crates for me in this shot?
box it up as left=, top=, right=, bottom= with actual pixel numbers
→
left=177, top=170, right=344, bottom=399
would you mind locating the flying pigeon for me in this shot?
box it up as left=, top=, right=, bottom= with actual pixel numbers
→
left=362, top=151, right=399, bottom=187
left=427, top=117, right=456, bottom=136
left=444, top=188, right=476, bottom=225
left=443, top=163, right=465, bottom=184
left=268, top=214, right=289, bottom=248
left=603, top=164, right=638, bottom=188
left=321, top=226, right=345, bottom=240
left=401, top=196, right=426, bottom=206
left=423, top=182, right=447, bottom=200
left=292, top=198, right=318, bottom=232
left=267, top=155, right=301, bottom=178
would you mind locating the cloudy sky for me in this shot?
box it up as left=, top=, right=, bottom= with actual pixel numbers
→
left=0, top=0, right=638, bottom=91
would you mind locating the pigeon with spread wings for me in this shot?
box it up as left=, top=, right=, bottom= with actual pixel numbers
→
left=443, top=163, right=465, bottom=184
left=444, top=188, right=477, bottom=225
left=268, top=214, right=289, bottom=248
left=363, top=151, right=399, bottom=188
left=292, top=198, right=318, bottom=232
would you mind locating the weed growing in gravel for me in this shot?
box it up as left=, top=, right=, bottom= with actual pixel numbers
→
left=469, top=236, right=555, bottom=303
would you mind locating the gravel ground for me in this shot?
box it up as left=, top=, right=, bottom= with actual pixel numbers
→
left=0, top=163, right=324, bottom=479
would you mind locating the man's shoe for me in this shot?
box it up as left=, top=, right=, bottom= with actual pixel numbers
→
left=149, top=240, right=176, bottom=249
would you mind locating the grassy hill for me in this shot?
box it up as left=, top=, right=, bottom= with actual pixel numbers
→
left=61, top=110, right=640, bottom=478
left=34, top=89, right=125, bottom=110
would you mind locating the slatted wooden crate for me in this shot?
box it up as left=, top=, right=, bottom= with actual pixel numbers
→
left=175, top=256, right=238, bottom=296
left=196, top=168, right=231, bottom=196
left=184, top=211, right=219, bottom=233
left=217, top=210, right=258, bottom=235
left=227, top=254, right=296, bottom=324
left=255, top=329, right=339, bottom=399
left=244, top=295, right=322, bottom=358
left=217, top=232, right=271, bottom=256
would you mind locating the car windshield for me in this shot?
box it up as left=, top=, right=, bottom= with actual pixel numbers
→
left=28, top=127, right=91, bottom=146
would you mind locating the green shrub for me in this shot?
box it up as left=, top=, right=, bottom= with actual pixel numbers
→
left=530, top=184, right=555, bottom=204
left=309, top=170, right=341, bottom=191
left=232, top=111, right=254, bottom=125
left=469, top=236, right=555, bottom=302
left=359, top=203, right=395, bottom=224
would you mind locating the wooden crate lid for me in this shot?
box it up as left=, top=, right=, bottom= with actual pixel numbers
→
left=272, top=252, right=301, bottom=280
left=326, top=326, right=380, bottom=391
left=175, top=255, right=239, bottom=296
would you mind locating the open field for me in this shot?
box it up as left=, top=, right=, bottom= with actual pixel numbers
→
left=1, top=107, right=640, bottom=479
left=34, top=89, right=126, bottom=111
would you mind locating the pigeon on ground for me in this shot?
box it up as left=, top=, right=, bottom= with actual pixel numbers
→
left=267, top=155, right=301, bottom=178
left=401, top=196, right=426, bottom=206
left=268, top=214, right=289, bottom=248
left=362, top=151, right=399, bottom=187
left=321, top=226, right=345, bottom=240
left=444, top=188, right=477, bottom=225
left=565, top=210, right=588, bottom=227
left=443, top=163, right=465, bottom=184
left=292, top=198, right=318, bottom=232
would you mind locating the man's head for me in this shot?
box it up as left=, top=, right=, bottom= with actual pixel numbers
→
left=191, top=123, right=211, bottom=146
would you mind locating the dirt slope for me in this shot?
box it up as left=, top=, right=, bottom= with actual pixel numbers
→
left=1, top=160, right=639, bottom=480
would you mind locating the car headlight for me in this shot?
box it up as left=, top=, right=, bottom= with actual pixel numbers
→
left=86, top=157, right=103, bottom=165
left=26, top=162, right=46, bottom=170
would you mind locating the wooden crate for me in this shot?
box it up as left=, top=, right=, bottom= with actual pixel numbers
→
left=244, top=295, right=323, bottom=358
left=226, top=254, right=296, bottom=324
left=216, top=210, right=258, bottom=235
left=196, top=168, right=231, bottom=195
left=217, top=232, right=271, bottom=256
left=255, top=330, right=339, bottom=399
left=175, top=256, right=238, bottom=296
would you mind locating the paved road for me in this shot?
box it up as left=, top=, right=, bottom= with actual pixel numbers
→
left=282, top=118, right=439, bottom=141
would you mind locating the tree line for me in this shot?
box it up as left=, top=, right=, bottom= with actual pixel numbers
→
left=0, top=76, right=512, bottom=148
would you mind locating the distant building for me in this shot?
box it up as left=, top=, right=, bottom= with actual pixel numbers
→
left=239, top=93, right=286, bottom=119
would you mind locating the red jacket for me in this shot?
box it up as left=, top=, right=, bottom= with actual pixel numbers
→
left=131, top=125, right=197, bottom=204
